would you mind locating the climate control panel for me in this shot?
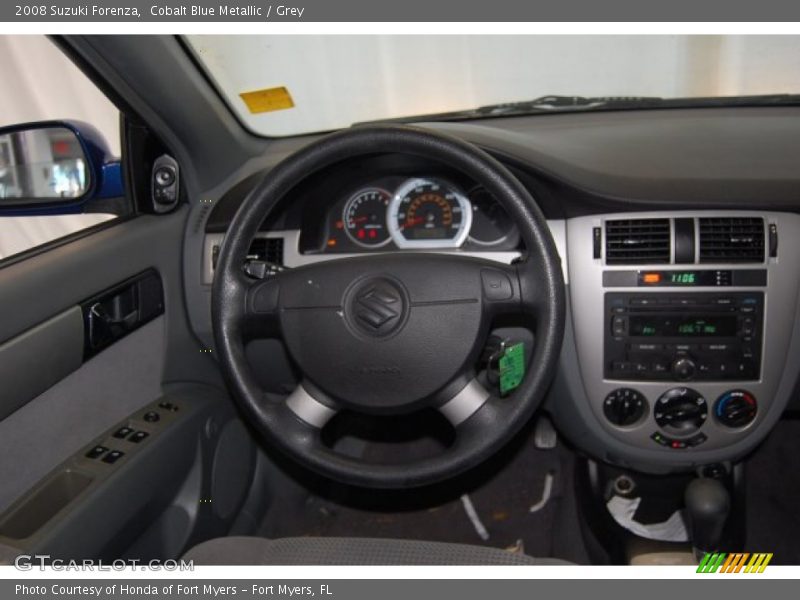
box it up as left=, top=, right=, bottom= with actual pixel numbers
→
left=602, top=386, right=758, bottom=449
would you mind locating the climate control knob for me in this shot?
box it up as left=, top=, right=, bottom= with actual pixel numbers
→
left=603, top=388, right=648, bottom=426
left=655, top=387, right=708, bottom=436
left=714, top=390, right=758, bottom=428
left=672, top=357, right=696, bottom=381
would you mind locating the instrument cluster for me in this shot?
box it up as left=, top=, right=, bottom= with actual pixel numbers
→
left=323, top=176, right=520, bottom=253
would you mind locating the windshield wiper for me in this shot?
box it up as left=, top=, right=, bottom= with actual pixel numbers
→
left=355, top=94, right=800, bottom=125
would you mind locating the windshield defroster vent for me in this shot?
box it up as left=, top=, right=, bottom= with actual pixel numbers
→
left=605, top=218, right=671, bottom=264
left=698, top=217, right=765, bottom=263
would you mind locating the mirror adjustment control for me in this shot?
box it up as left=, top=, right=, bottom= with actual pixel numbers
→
left=143, top=411, right=160, bottom=423
left=158, top=401, right=179, bottom=412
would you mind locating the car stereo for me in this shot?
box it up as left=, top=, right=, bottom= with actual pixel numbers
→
left=604, top=292, right=763, bottom=381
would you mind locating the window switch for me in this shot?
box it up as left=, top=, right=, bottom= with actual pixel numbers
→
left=85, top=445, right=108, bottom=459
left=129, top=431, right=150, bottom=443
left=158, top=401, right=178, bottom=412
left=113, top=427, right=134, bottom=439
left=102, top=450, right=125, bottom=464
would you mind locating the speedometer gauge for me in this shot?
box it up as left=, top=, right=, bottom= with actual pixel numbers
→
left=343, top=188, right=392, bottom=247
left=388, top=178, right=472, bottom=249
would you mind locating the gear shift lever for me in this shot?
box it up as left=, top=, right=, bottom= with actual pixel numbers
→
left=685, top=477, right=731, bottom=557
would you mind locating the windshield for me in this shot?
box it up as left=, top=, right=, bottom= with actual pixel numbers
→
left=184, top=35, right=800, bottom=137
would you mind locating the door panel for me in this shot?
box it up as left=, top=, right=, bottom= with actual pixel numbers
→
left=0, top=208, right=245, bottom=560
left=0, top=307, right=83, bottom=420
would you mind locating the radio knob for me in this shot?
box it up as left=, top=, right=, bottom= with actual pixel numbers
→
left=655, top=387, right=708, bottom=436
left=714, top=390, right=758, bottom=428
left=672, top=357, right=696, bottom=381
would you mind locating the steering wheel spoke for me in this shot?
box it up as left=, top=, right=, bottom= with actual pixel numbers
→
left=285, top=381, right=339, bottom=429
left=437, top=378, right=492, bottom=427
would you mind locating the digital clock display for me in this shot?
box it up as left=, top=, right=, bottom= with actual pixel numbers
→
left=638, top=270, right=731, bottom=287
left=670, top=272, right=696, bottom=284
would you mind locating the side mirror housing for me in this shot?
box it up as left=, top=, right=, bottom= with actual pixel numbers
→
left=0, top=120, right=121, bottom=214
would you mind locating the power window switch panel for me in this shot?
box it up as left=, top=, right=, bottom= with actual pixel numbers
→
left=85, top=445, right=108, bottom=459
left=102, top=450, right=125, bottom=464
left=113, top=427, right=134, bottom=439
left=129, top=431, right=150, bottom=443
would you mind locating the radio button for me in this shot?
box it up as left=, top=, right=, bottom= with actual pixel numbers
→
left=633, top=362, right=649, bottom=374
left=630, top=298, right=659, bottom=306
left=698, top=362, right=712, bottom=374
left=673, top=344, right=698, bottom=354
left=629, top=343, right=663, bottom=353
left=652, top=361, right=669, bottom=374
left=735, top=361, right=755, bottom=377
left=612, top=316, right=627, bottom=336
left=611, top=361, right=633, bottom=375
left=670, top=298, right=697, bottom=306
left=702, top=344, right=731, bottom=353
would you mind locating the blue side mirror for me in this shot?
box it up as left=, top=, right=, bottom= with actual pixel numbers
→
left=0, top=120, right=121, bottom=215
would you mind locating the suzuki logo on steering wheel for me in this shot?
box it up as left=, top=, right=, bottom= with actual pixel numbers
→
left=355, top=285, right=400, bottom=329
left=345, top=277, right=409, bottom=338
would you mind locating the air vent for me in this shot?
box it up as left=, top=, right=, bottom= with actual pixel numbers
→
left=212, top=237, right=284, bottom=270
left=605, top=219, right=671, bottom=264
left=247, top=237, right=284, bottom=265
left=698, top=217, right=764, bottom=263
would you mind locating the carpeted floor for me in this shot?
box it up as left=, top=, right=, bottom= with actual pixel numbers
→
left=257, top=415, right=593, bottom=564
left=744, top=418, right=800, bottom=564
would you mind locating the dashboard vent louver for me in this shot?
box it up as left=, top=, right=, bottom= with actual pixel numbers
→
left=247, top=237, right=284, bottom=266
left=605, top=219, right=671, bottom=264
left=212, top=237, right=284, bottom=271
left=698, top=217, right=765, bottom=263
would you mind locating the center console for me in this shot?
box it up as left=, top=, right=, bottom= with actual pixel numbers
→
left=552, top=211, right=800, bottom=472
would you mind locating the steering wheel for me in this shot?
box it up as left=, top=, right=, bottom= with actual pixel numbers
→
left=212, top=126, right=565, bottom=488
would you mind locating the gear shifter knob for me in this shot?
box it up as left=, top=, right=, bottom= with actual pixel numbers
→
left=685, top=477, right=731, bottom=555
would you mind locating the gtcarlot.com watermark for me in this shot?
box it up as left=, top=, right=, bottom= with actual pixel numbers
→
left=14, top=554, right=194, bottom=571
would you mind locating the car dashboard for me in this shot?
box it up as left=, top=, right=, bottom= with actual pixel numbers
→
left=188, top=106, right=800, bottom=475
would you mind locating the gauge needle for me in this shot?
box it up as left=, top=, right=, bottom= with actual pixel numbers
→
left=402, top=216, right=426, bottom=229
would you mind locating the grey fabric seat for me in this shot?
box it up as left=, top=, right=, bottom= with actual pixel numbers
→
left=183, top=536, right=572, bottom=565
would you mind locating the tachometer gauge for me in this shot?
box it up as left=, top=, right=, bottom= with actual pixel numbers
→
left=388, top=178, right=472, bottom=249
left=343, top=188, right=392, bottom=247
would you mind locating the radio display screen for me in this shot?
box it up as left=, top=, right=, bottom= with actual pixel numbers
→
left=629, top=316, right=738, bottom=337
